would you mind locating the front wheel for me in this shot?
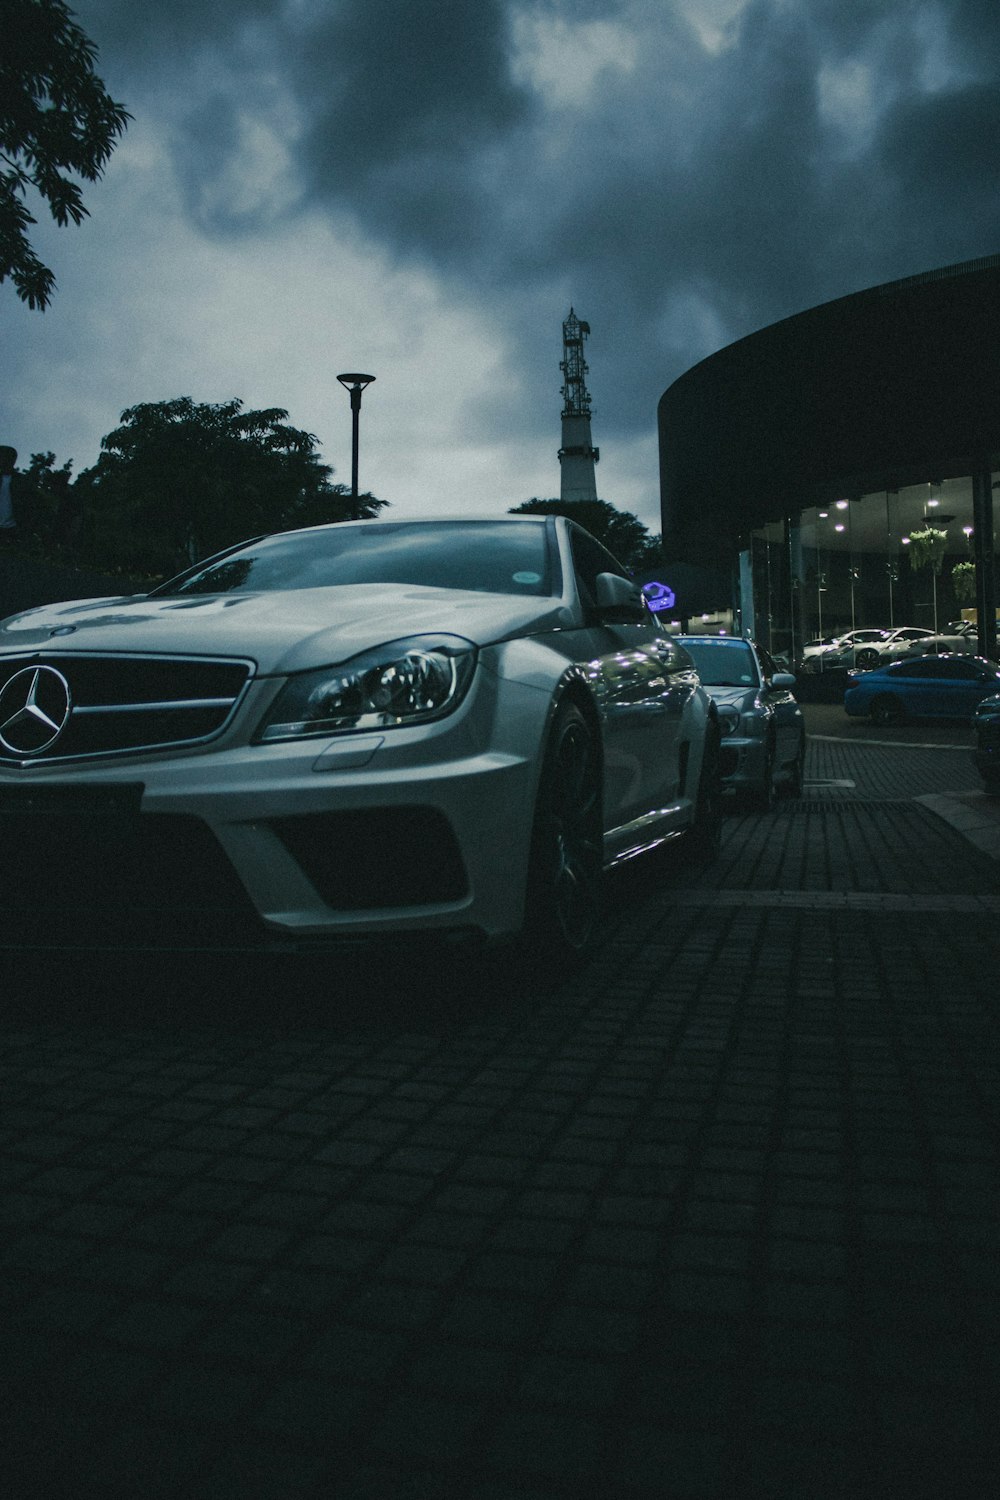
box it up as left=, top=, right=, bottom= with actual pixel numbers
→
left=689, top=722, right=723, bottom=861
left=780, top=734, right=806, bottom=798
left=524, top=701, right=603, bottom=963
left=747, top=740, right=776, bottom=811
left=855, top=648, right=881, bottom=670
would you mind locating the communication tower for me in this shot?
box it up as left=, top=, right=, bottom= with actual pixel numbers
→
left=558, top=309, right=600, bottom=503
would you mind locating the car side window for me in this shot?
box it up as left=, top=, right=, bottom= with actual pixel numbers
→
left=569, top=526, right=629, bottom=612
left=945, top=659, right=981, bottom=680
left=892, top=661, right=932, bottom=677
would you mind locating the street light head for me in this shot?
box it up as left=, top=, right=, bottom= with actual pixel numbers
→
left=337, top=374, right=375, bottom=503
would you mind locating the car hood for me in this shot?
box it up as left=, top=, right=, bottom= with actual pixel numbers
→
left=0, top=585, right=575, bottom=675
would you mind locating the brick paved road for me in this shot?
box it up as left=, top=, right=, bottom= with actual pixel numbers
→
left=2, top=732, right=998, bottom=1499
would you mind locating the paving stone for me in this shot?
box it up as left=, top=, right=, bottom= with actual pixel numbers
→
left=3, top=734, right=999, bottom=1498
left=407, top=1341, right=514, bottom=1396
left=485, top=1406, right=603, bottom=1484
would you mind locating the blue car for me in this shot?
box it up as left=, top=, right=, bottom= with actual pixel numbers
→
left=844, top=654, right=1000, bottom=724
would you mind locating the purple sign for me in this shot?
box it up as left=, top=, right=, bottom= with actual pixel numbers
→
left=642, top=580, right=676, bottom=613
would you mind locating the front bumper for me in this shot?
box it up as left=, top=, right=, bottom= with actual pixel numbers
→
left=0, top=674, right=544, bottom=950
left=718, top=733, right=768, bottom=791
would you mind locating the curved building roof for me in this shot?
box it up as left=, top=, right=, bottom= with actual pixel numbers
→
left=658, top=255, right=1000, bottom=562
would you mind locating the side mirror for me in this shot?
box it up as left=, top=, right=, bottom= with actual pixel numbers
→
left=594, top=572, right=646, bottom=622
left=771, top=672, right=796, bottom=688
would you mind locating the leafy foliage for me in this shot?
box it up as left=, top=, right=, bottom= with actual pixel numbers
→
left=7, top=449, right=75, bottom=541
left=73, top=397, right=387, bottom=575
left=951, top=559, right=976, bottom=604
left=1, top=0, right=130, bottom=309
left=907, top=525, right=948, bottom=574
left=508, top=497, right=663, bottom=572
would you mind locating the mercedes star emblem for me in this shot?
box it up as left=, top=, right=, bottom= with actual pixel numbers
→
left=0, top=665, right=73, bottom=755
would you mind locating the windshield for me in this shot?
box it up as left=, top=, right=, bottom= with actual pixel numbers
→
left=151, top=520, right=557, bottom=598
left=681, top=638, right=760, bottom=687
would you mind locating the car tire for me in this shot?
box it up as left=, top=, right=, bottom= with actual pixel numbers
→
left=780, top=734, right=806, bottom=798
left=748, top=740, right=776, bottom=811
left=689, top=721, right=723, bottom=862
left=523, top=700, right=603, bottom=963
left=869, top=695, right=904, bottom=726
left=855, top=648, right=880, bottom=670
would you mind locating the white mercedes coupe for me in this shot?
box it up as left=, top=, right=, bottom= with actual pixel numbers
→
left=0, top=516, right=721, bottom=959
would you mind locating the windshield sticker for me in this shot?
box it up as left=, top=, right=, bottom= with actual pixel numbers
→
left=512, top=571, right=542, bottom=585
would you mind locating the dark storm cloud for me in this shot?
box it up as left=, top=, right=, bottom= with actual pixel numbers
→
left=69, top=0, right=1000, bottom=445
left=77, top=0, right=278, bottom=77
left=292, top=0, right=529, bottom=186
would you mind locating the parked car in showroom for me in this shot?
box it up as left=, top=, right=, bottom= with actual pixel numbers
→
left=0, top=515, right=722, bottom=959
left=798, top=628, right=890, bottom=673
left=973, top=693, right=1000, bottom=790
left=849, top=625, right=970, bottom=670
left=677, top=635, right=805, bottom=807
left=844, top=654, right=1000, bottom=724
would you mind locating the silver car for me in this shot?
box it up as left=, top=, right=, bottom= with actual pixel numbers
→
left=852, top=625, right=938, bottom=669
left=678, top=635, right=805, bottom=807
left=799, top=628, right=890, bottom=673
left=0, top=515, right=721, bottom=960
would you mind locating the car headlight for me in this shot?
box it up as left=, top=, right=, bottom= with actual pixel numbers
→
left=256, top=634, right=477, bottom=742
left=717, top=708, right=740, bottom=737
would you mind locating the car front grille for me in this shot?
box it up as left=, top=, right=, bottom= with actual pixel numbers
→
left=0, top=653, right=253, bottom=764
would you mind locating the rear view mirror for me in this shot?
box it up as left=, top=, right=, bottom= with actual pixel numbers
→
left=772, top=672, right=796, bottom=687
left=594, top=572, right=647, bottom=622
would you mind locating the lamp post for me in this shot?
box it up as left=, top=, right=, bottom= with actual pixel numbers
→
left=336, top=373, right=376, bottom=505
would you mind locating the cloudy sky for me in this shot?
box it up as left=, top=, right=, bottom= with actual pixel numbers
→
left=5, top=0, right=1000, bottom=535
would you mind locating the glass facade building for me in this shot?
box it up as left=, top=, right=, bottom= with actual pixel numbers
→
left=658, top=258, right=1000, bottom=664
left=749, top=476, right=998, bottom=666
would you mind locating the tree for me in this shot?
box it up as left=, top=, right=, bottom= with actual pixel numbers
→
left=508, top=497, right=664, bottom=572
left=74, top=397, right=387, bottom=576
left=1, top=0, right=130, bottom=309
left=8, top=449, right=75, bottom=541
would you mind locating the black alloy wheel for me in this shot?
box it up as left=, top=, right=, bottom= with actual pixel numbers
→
left=869, top=695, right=904, bottom=726
left=689, top=722, right=723, bottom=861
left=781, top=734, right=806, bottom=798
left=855, top=648, right=881, bottom=670
left=525, top=700, right=603, bottom=962
left=749, top=739, right=776, bottom=811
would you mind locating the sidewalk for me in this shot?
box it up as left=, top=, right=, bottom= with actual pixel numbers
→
left=1, top=731, right=999, bottom=1499
left=802, top=702, right=1000, bottom=860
